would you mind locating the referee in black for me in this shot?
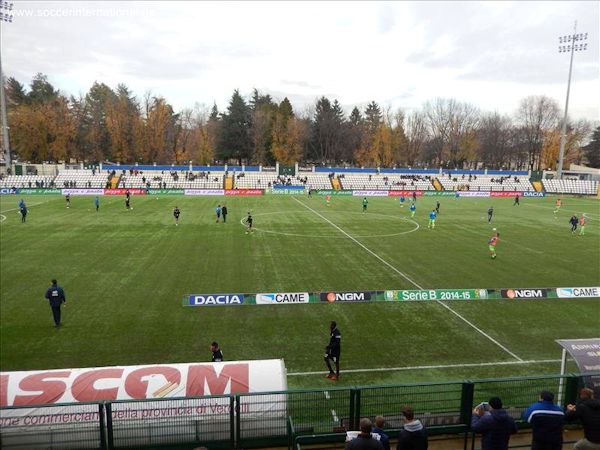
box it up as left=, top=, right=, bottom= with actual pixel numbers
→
left=324, top=321, right=341, bottom=381
left=210, top=341, right=224, bottom=362
left=44, top=279, right=66, bottom=327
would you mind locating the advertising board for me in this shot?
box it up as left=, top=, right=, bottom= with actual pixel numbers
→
left=225, top=189, right=263, bottom=196
left=388, top=190, right=425, bottom=197
left=62, top=189, right=104, bottom=196
left=103, top=188, right=146, bottom=195
left=352, top=190, right=388, bottom=197
left=255, top=293, right=310, bottom=304
left=184, top=189, right=224, bottom=196
left=385, top=289, right=485, bottom=301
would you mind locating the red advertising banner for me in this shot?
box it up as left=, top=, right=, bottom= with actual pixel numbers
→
left=0, top=360, right=286, bottom=406
left=490, top=191, right=520, bottom=197
left=225, top=189, right=263, bottom=196
left=388, top=190, right=424, bottom=197
left=103, top=188, right=147, bottom=196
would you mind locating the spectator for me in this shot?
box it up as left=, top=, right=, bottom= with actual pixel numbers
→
left=372, top=416, right=390, bottom=450
left=471, top=397, right=517, bottom=450
left=565, top=388, right=600, bottom=449
left=397, top=406, right=428, bottom=450
left=523, top=390, right=564, bottom=450
left=346, top=418, right=384, bottom=450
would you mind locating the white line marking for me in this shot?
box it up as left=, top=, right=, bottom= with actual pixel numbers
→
left=0, top=201, right=49, bottom=223
left=288, top=359, right=560, bottom=376
left=293, top=197, right=524, bottom=362
left=0, top=214, right=6, bottom=223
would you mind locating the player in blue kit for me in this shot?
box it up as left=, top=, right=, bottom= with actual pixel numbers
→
left=428, top=210, right=437, bottom=229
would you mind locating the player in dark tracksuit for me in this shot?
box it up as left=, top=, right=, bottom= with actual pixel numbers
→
left=19, top=199, right=27, bottom=223
left=221, top=205, right=228, bottom=223
left=210, top=341, right=224, bottom=362
left=125, top=190, right=131, bottom=209
left=488, top=207, right=494, bottom=223
left=45, top=279, right=66, bottom=327
left=173, top=206, right=181, bottom=226
left=570, top=215, right=578, bottom=233
left=245, top=212, right=253, bottom=234
left=324, top=321, right=341, bottom=381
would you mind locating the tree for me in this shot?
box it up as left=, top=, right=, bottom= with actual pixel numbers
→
left=581, top=126, right=600, bottom=168
left=5, top=77, right=27, bottom=107
left=28, top=73, right=58, bottom=104
left=404, top=111, right=428, bottom=166
left=105, top=84, right=142, bottom=163
left=477, top=113, right=513, bottom=169
left=516, top=95, right=560, bottom=171
left=82, top=82, right=117, bottom=161
left=143, top=95, right=179, bottom=163
left=311, top=97, right=346, bottom=163
left=218, top=89, right=252, bottom=164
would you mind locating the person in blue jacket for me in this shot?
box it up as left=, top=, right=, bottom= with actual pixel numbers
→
left=44, top=279, right=66, bottom=327
left=523, top=391, right=564, bottom=450
left=471, top=397, right=518, bottom=450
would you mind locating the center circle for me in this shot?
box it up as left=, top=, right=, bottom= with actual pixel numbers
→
left=239, top=210, right=419, bottom=238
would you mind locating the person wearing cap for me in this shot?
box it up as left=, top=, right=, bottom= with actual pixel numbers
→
left=346, top=418, right=384, bottom=450
left=471, top=397, right=518, bottom=450
left=523, top=390, right=564, bottom=450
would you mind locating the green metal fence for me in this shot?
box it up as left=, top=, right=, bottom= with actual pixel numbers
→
left=0, top=373, right=593, bottom=449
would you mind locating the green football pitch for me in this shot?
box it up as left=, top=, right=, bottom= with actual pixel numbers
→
left=1, top=194, right=599, bottom=389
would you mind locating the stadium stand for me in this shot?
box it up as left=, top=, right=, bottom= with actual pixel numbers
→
left=542, top=179, right=599, bottom=195
left=436, top=174, right=535, bottom=192
left=0, top=174, right=55, bottom=188
left=119, top=170, right=226, bottom=189
left=341, top=173, right=434, bottom=190
left=54, top=169, right=112, bottom=188
left=234, top=172, right=306, bottom=189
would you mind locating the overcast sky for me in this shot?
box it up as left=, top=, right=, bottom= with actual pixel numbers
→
left=1, top=1, right=598, bottom=120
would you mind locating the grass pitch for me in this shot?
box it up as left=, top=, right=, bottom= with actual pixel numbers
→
left=1, top=194, right=599, bottom=389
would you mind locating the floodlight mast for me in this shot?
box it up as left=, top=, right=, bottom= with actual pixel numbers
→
left=556, top=21, right=588, bottom=179
left=0, top=1, right=14, bottom=168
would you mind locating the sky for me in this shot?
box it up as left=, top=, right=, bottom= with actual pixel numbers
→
left=1, top=1, right=598, bottom=120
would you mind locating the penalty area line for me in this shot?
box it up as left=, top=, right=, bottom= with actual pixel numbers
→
left=292, top=197, right=525, bottom=362
left=288, top=359, right=561, bottom=376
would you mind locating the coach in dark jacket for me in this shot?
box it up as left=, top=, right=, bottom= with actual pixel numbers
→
left=45, top=279, right=66, bottom=327
left=565, top=388, right=600, bottom=447
left=471, top=397, right=518, bottom=450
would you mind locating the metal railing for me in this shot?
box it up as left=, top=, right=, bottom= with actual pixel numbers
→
left=0, top=372, right=592, bottom=449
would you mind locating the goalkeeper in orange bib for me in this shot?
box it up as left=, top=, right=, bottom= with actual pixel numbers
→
left=488, top=232, right=499, bottom=259
left=553, top=198, right=561, bottom=216
left=326, top=194, right=331, bottom=207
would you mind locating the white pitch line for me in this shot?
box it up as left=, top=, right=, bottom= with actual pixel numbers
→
left=293, top=197, right=524, bottom=362
left=288, top=359, right=560, bottom=376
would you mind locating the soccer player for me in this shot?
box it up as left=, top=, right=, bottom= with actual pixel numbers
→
left=326, top=194, right=331, bottom=206
left=362, top=197, right=368, bottom=213
left=19, top=200, right=27, bottom=223
left=579, top=214, right=586, bottom=236
left=435, top=201, right=440, bottom=214
left=488, top=206, right=494, bottom=223
left=221, top=205, right=228, bottom=223
left=65, top=193, right=71, bottom=208
left=569, top=215, right=578, bottom=234
left=412, top=191, right=417, bottom=202
left=399, top=196, right=406, bottom=207
left=554, top=198, right=561, bottom=215
left=125, top=196, right=131, bottom=210
left=244, top=212, right=253, bottom=234
left=514, top=194, right=520, bottom=206
left=428, top=210, right=437, bottom=229
left=324, top=321, right=341, bottom=381
left=409, top=202, right=416, bottom=218
left=215, top=204, right=222, bottom=223
left=94, top=196, right=100, bottom=212
left=210, top=341, right=223, bottom=362
left=173, top=206, right=181, bottom=226
left=488, top=232, right=499, bottom=259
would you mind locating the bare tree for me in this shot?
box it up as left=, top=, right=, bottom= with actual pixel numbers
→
left=516, top=95, right=560, bottom=171
left=404, top=111, right=428, bottom=166
left=477, top=112, right=513, bottom=168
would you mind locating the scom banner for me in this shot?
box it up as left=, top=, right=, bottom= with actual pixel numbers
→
left=0, top=359, right=287, bottom=407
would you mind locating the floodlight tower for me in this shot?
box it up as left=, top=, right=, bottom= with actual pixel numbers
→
left=556, top=21, right=588, bottom=179
left=0, top=1, right=14, bottom=168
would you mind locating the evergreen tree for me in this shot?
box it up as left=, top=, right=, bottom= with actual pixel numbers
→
left=218, top=89, right=252, bottom=164
left=582, top=126, right=600, bottom=168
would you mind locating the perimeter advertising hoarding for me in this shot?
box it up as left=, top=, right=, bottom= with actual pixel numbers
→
left=61, top=189, right=104, bottom=196
left=11, top=189, right=61, bottom=195
left=456, top=191, right=491, bottom=197
left=423, top=191, right=456, bottom=197
left=269, top=188, right=306, bottom=195
left=104, top=188, right=146, bottom=195
left=385, top=289, right=485, bottom=301
left=0, top=360, right=288, bottom=445
left=147, top=189, right=185, bottom=195
left=185, top=189, right=224, bottom=196
left=0, top=188, right=17, bottom=194
left=490, top=191, right=519, bottom=197
left=225, top=189, right=263, bottom=196
left=388, top=190, right=425, bottom=197
left=523, top=192, right=546, bottom=197
left=352, top=190, right=389, bottom=197
left=315, top=190, right=353, bottom=196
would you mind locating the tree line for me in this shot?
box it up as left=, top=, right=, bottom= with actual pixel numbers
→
left=4, top=73, right=599, bottom=169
